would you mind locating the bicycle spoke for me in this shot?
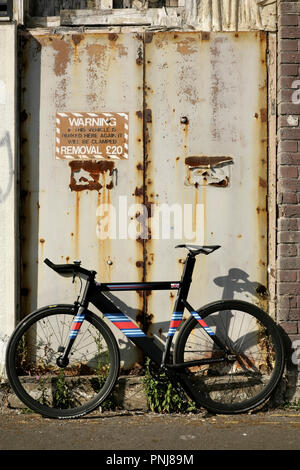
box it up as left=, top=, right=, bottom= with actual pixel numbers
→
left=175, top=302, right=283, bottom=412
left=8, top=307, right=119, bottom=418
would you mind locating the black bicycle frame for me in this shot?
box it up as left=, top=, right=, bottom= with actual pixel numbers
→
left=47, top=254, right=229, bottom=370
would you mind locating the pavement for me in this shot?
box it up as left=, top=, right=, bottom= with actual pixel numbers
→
left=1, top=375, right=299, bottom=458
left=0, top=406, right=299, bottom=455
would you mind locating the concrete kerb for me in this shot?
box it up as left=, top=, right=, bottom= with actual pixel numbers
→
left=0, top=375, right=149, bottom=412
left=0, top=374, right=291, bottom=416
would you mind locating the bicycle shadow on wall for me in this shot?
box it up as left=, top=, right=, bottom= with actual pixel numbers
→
left=102, top=268, right=274, bottom=407
left=211, top=268, right=270, bottom=352
left=104, top=267, right=270, bottom=361
left=213, top=268, right=269, bottom=302
left=213, top=268, right=290, bottom=402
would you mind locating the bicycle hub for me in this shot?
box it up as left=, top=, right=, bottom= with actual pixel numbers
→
left=56, top=356, right=69, bottom=368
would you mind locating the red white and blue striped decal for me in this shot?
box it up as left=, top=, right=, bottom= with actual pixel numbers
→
left=69, top=313, right=85, bottom=339
left=104, top=313, right=146, bottom=337
left=167, top=312, right=183, bottom=337
left=191, top=311, right=215, bottom=336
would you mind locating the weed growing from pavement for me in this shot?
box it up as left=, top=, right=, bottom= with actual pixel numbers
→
left=142, top=358, right=197, bottom=414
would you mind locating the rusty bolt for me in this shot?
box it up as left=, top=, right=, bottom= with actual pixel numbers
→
left=180, top=116, right=189, bottom=124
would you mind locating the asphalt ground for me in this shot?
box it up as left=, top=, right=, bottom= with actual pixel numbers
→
left=0, top=407, right=299, bottom=460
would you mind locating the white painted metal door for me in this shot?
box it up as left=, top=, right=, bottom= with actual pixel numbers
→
left=143, top=32, right=268, bottom=344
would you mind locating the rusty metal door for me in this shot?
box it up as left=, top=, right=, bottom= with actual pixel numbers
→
left=20, top=31, right=145, bottom=367
left=21, top=30, right=268, bottom=367
left=143, top=32, right=268, bottom=343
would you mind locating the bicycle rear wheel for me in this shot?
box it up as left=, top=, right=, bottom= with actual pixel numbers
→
left=5, top=305, right=120, bottom=419
left=174, top=300, right=285, bottom=414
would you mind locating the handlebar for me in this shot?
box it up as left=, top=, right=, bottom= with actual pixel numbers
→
left=44, top=258, right=96, bottom=280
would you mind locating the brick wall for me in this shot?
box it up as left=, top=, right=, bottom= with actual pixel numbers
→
left=277, top=0, right=300, bottom=398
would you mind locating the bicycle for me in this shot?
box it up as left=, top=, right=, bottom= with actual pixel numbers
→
left=5, top=244, right=285, bottom=419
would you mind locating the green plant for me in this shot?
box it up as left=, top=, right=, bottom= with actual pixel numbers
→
left=280, top=399, right=300, bottom=411
left=21, top=407, right=35, bottom=414
left=36, top=375, right=50, bottom=406
left=142, top=359, right=197, bottom=414
left=53, top=369, right=73, bottom=409
left=94, top=336, right=116, bottom=411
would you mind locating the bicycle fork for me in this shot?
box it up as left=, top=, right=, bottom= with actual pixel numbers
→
left=56, top=279, right=90, bottom=368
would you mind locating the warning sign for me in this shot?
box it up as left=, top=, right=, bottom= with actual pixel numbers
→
left=55, top=112, right=129, bottom=160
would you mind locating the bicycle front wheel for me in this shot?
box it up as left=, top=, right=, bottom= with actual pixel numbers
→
left=5, top=305, right=120, bottom=419
left=174, top=300, right=285, bottom=414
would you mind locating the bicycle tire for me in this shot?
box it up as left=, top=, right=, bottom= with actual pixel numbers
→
left=5, top=304, right=120, bottom=419
left=174, top=300, right=285, bottom=414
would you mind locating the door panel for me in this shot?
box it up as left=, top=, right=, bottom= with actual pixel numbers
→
left=144, top=32, right=268, bottom=343
left=20, top=31, right=144, bottom=367
left=21, top=30, right=268, bottom=364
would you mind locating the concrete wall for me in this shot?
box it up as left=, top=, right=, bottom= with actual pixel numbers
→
left=0, top=22, right=17, bottom=378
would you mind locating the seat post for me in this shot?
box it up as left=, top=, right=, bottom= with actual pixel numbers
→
left=180, top=253, right=196, bottom=289
left=161, top=254, right=196, bottom=366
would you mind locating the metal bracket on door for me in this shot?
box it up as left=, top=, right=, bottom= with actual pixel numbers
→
left=184, top=155, right=233, bottom=188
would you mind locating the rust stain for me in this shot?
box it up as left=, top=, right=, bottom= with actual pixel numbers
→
left=134, top=186, right=144, bottom=197
left=259, top=177, right=267, bottom=188
left=209, top=177, right=229, bottom=188
left=145, top=32, right=153, bottom=44
left=108, top=33, right=118, bottom=42
left=193, top=187, right=199, bottom=237
left=145, top=109, right=152, bottom=123
left=136, top=311, right=153, bottom=335
left=185, top=156, right=233, bottom=167
left=96, top=190, right=111, bottom=282
left=72, top=34, right=85, bottom=65
left=74, top=192, right=80, bottom=259
left=256, top=207, right=266, bottom=215
left=50, top=36, right=73, bottom=77
left=176, top=37, right=197, bottom=56
left=182, top=87, right=199, bottom=105
left=117, top=44, right=128, bottom=58
left=85, top=43, right=107, bottom=68
left=72, top=34, right=84, bottom=47
left=260, top=108, right=267, bottom=123
left=106, top=181, right=114, bottom=190
left=201, top=32, right=210, bottom=41
left=69, top=161, right=114, bottom=192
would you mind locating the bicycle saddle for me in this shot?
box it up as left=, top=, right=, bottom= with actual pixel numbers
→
left=175, top=244, right=221, bottom=256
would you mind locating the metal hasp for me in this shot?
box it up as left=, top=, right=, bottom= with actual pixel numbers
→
left=184, top=155, right=234, bottom=188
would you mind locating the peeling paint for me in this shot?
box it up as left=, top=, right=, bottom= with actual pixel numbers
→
left=51, top=37, right=73, bottom=77
left=69, top=161, right=114, bottom=192
left=20, top=29, right=268, bottom=367
left=143, top=30, right=268, bottom=342
left=185, top=156, right=233, bottom=168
